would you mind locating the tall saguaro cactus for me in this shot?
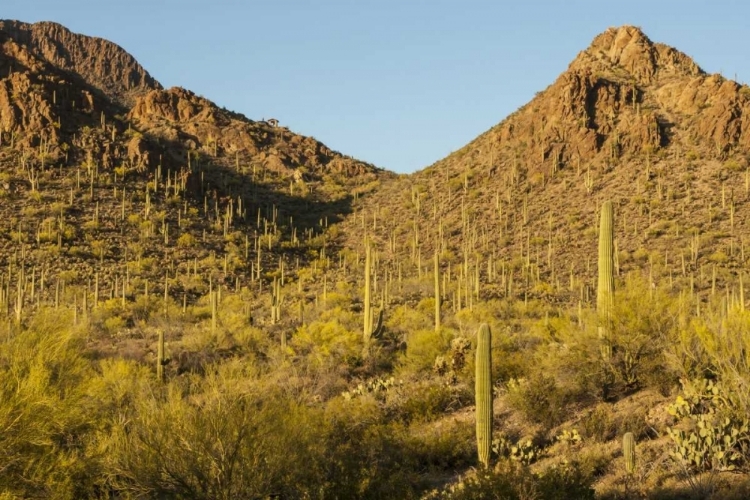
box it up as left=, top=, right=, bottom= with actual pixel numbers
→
left=434, top=249, right=441, bottom=332
left=363, top=241, right=372, bottom=341
left=157, top=329, right=165, bottom=382
left=623, top=432, right=636, bottom=474
left=597, top=200, right=615, bottom=359
left=475, top=323, right=493, bottom=468
left=211, top=290, right=218, bottom=333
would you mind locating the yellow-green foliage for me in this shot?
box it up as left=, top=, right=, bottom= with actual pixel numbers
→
left=0, top=311, right=93, bottom=498
left=673, top=309, right=750, bottom=413
left=176, top=232, right=197, bottom=247
left=0, top=306, right=444, bottom=499
left=401, top=329, right=452, bottom=373
left=292, top=311, right=362, bottom=368
left=103, top=364, right=333, bottom=498
left=389, top=303, right=433, bottom=333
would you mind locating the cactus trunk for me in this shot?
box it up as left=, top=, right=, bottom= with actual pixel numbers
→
left=597, top=200, right=615, bottom=359
left=157, top=329, right=165, bottom=382
left=434, top=249, right=440, bottom=332
left=363, top=242, right=372, bottom=341
left=211, top=290, right=218, bottom=333
left=623, top=432, right=636, bottom=473
left=475, top=323, right=493, bottom=468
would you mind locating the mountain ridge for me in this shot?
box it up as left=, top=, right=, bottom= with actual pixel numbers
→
left=338, top=24, right=750, bottom=314
left=5, top=20, right=750, bottom=500
left=0, top=19, right=160, bottom=106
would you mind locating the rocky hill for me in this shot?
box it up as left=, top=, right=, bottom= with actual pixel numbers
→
left=0, top=20, right=387, bottom=317
left=0, top=20, right=159, bottom=106
left=5, top=22, right=750, bottom=499
left=345, top=25, right=750, bottom=309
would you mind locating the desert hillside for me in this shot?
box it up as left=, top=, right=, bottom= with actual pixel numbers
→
left=2, top=22, right=750, bottom=499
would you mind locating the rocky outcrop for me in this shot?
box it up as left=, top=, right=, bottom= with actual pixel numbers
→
left=0, top=20, right=160, bottom=106
left=577, top=25, right=703, bottom=83
left=130, top=87, right=224, bottom=124
left=128, top=86, right=380, bottom=181
left=0, top=19, right=383, bottom=187
left=426, top=25, right=750, bottom=180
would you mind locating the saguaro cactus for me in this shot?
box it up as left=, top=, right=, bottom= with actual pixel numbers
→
left=597, top=200, right=615, bottom=359
left=623, top=432, right=636, bottom=474
left=271, top=277, right=282, bottom=324
left=211, top=290, right=218, bottom=333
left=434, top=249, right=441, bottom=332
left=157, top=329, right=165, bottom=382
left=363, top=241, right=372, bottom=341
left=475, top=323, right=493, bottom=467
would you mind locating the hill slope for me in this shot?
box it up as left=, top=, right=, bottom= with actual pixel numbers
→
left=346, top=25, right=750, bottom=309
left=0, top=19, right=389, bottom=316
left=5, top=21, right=750, bottom=500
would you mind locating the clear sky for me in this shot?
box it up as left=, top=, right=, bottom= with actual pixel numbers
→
left=2, top=0, right=748, bottom=173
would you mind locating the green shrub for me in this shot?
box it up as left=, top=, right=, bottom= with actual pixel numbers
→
left=400, top=329, right=452, bottom=374
left=437, top=461, right=595, bottom=500
left=580, top=403, right=617, bottom=443
left=507, top=373, right=571, bottom=429
left=0, top=316, right=97, bottom=498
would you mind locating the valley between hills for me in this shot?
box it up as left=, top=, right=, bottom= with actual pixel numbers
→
left=2, top=20, right=750, bottom=499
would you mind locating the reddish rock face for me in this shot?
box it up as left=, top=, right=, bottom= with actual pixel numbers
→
left=430, top=25, right=750, bottom=180
left=0, top=19, right=160, bottom=106
left=0, top=19, right=384, bottom=187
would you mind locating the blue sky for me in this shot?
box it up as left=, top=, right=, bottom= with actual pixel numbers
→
left=3, top=1, right=749, bottom=173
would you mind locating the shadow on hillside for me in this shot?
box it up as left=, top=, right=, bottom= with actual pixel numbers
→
left=140, top=133, right=355, bottom=259
left=598, top=474, right=750, bottom=500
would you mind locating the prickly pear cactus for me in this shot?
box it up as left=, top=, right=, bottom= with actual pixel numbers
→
left=666, top=378, right=749, bottom=472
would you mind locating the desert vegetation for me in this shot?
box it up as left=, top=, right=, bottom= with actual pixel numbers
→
left=4, top=20, right=750, bottom=500
left=6, top=195, right=750, bottom=498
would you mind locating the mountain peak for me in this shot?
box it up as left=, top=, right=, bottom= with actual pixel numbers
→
left=419, top=25, right=750, bottom=189
left=572, top=25, right=703, bottom=82
left=0, top=19, right=161, bottom=106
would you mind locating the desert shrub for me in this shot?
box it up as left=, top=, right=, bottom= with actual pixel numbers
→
left=580, top=403, right=617, bottom=442
left=670, top=310, right=750, bottom=414
left=390, top=381, right=467, bottom=423
left=0, top=317, right=98, bottom=498
left=549, top=276, right=680, bottom=402
left=292, top=312, right=362, bottom=370
left=176, top=232, right=197, bottom=247
left=609, top=275, right=680, bottom=393
left=400, top=328, right=452, bottom=374
left=322, top=397, right=422, bottom=499
left=102, top=314, right=127, bottom=334
left=437, top=461, right=595, bottom=500
left=404, top=419, right=475, bottom=472
left=388, top=303, right=433, bottom=334
left=102, top=380, right=328, bottom=498
left=506, top=373, right=572, bottom=429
